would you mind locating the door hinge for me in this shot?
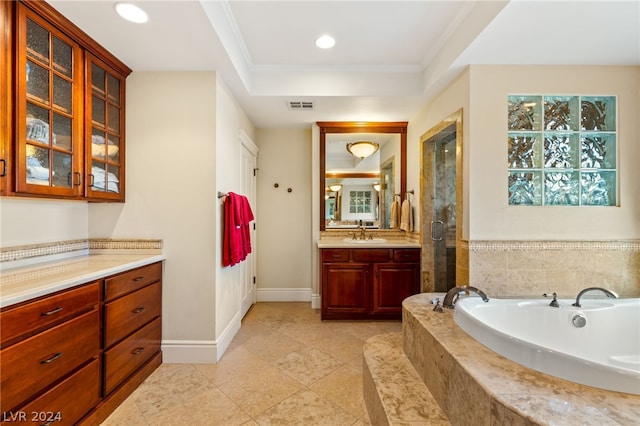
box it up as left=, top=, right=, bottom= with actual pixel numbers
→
left=253, top=276, right=256, bottom=284
left=253, top=223, right=256, bottom=230
left=253, top=168, right=259, bottom=176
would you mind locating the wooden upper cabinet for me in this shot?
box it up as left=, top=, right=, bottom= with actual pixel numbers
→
left=0, top=1, right=12, bottom=196
left=15, top=4, right=84, bottom=198
left=85, top=54, right=126, bottom=201
left=8, top=1, right=131, bottom=201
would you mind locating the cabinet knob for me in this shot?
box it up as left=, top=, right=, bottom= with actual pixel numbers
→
left=132, top=307, right=145, bottom=314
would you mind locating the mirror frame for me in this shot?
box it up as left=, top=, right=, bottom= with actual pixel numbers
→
left=318, top=121, right=408, bottom=231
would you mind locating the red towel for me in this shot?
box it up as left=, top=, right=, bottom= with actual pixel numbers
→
left=222, top=192, right=255, bottom=267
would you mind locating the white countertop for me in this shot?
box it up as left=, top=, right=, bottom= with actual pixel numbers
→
left=317, top=238, right=421, bottom=249
left=0, top=253, right=165, bottom=308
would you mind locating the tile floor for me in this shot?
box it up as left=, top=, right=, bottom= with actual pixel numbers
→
left=101, top=302, right=402, bottom=425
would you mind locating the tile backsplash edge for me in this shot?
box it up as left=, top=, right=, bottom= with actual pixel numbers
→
left=464, top=240, right=640, bottom=251
left=1, top=239, right=163, bottom=263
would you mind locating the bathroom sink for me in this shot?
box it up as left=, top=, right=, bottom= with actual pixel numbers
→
left=342, top=238, right=388, bottom=244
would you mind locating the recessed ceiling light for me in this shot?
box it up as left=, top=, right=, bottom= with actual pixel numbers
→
left=114, top=2, right=148, bottom=23
left=315, top=35, right=335, bottom=49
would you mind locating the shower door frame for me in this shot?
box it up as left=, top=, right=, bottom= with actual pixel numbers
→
left=419, top=109, right=468, bottom=293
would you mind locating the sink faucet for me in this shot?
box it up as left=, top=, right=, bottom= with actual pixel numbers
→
left=572, top=287, right=618, bottom=307
left=442, top=285, right=489, bottom=309
left=359, top=225, right=367, bottom=240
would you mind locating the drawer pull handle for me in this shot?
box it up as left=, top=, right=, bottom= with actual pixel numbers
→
left=133, top=276, right=145, bottom=282
left=132, top=307, right=145, bottom=314
left=41, top=307, right=63, bottom=316
left=40, top=352, right=63, bottom=364
left=332, top=254, right=341, bottom=258
left=132, top=347, right=145, bottom=355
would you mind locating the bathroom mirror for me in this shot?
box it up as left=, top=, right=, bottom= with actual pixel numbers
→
left=318, top=122, right=407, bottom=231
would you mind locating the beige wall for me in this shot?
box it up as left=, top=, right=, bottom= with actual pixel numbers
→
left=255, top=128, right=313, bottom=301
left=89, top=71, right=255, bottom=362
left=1, top=197, right=88, bottom=246
left=1, top=71, right=257, bottom=362
left=468, top=65, right=639, bottom=240
left=408, top=65, right=639, bottom=297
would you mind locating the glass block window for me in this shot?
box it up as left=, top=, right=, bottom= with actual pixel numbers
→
left=507, top=95, right=617, bottom=206
left=349, top=190, right=372, bottom=213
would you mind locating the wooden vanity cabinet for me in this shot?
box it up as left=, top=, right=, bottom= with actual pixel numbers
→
left=321, top=248, right=420, bottom=320
left=102, top=262, right=162, bottom=396
left=0, top=281, right=101, bottom=424
left=0, top=261, right=163, bottom=425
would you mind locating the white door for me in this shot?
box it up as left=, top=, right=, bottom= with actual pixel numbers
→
left=240, top=131, right=258, bottom=317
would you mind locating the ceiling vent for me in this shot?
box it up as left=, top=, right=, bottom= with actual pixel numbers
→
left=288, top=101, right=314, bottom=111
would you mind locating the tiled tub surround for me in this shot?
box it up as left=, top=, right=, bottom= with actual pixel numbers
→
left=466, top=240, right=640, bottom=297
left=0, top=239, right=164, bottom=308
left=402, top=293, right=640, bottom=426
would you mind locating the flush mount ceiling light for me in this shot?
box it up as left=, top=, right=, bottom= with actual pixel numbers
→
left=346, top=141, right=379, bottom=159
left=328, top=184, right=342, bottom=192
left=114, top=2, right=148, bottom=23
left=315, top=35, right=335, bottom=49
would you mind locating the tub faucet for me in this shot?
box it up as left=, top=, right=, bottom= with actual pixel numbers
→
left=572, top=287, right=618, bottom=308
left=442, top=286, right=489, bottom=309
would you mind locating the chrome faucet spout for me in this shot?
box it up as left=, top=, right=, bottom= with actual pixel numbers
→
left=572, top=287, right=618, bottom=307
left=442, top=285, right=489, bottom=309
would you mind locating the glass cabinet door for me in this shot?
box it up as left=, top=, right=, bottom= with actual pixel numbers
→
left=86, top=54, right=125, bottom=201
left=15, top=6, right=83, bottom=197
left=0, top=1, right=12, bottom=195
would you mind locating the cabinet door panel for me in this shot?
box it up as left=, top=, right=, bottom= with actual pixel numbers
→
left=85, top=54, right=125, bottom=201
left=105, top=262, right=162, bottom=301
left=373, top=264, right=419, bottom=314
left=104, top=317, right=161, bottom=395
left=16, top=5, right=83, bottom=198
left=0, top=281, right=100, bottom=347
left=0, top=310, right=99, bottom=412
left=104, top=282, right=162, bottom=348
left=17, top=359, right=101, bottom=426
left=322, top=264, right=369, bottom=313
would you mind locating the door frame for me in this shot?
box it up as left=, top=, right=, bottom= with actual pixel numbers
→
left=239, top=130, right=258, bottom=317
left=419, top=109, right=467, bottom=292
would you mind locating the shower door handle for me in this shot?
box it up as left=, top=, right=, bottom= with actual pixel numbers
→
left=430, top=220, right=444, bottom=241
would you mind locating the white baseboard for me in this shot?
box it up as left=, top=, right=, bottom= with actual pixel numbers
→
left=256, top=287, right=312, bottom=302
left=311, top=293, right=321, bottom=309
left=161, top=311, right=241, bottom=364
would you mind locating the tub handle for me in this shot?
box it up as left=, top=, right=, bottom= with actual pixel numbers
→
left=543, top=292, right=560, bottom=308
left=430, top=220, right=444, bottom=241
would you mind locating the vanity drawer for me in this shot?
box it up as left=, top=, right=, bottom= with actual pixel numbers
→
left=16, top=359, right=101, bottom=426
left=352, top=249, right=390, bottom=263
left=104, top=317, right=161, bottom=395
left=104, top=281, right=162, bottom=348
left=0, top=281, right=100, bottom=347
left=322, top=249, right=350, bottom=262
left=393, top=249, right=420, bottom=262
left=0, top=310, right=100, bottom=413
left=105, top=262, right=162, bottom=301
